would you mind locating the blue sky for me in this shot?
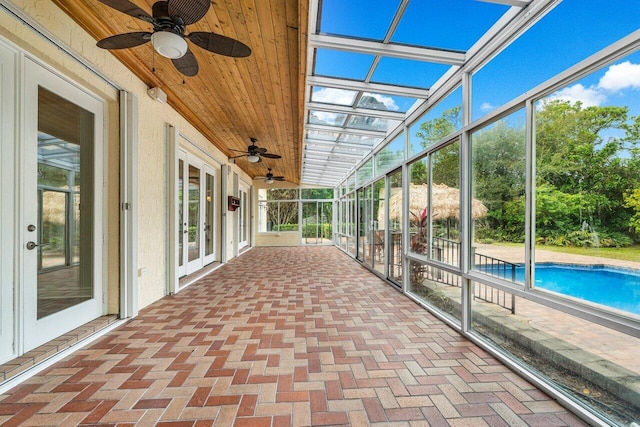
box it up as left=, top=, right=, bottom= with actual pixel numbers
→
left=314, top=0, right=640, bottom=124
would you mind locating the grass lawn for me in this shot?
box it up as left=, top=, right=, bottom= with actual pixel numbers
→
left=497, top=242, right=640, bottom=262
left=537, top=245, right=640, bottom=262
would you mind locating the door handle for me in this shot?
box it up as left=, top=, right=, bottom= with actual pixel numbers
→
left=26, top=241, right=38, bottom=250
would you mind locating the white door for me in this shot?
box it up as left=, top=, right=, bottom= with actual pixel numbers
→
left=0, top=42, right=16, bottom=363
left=22, top=59, right=104, bottom=351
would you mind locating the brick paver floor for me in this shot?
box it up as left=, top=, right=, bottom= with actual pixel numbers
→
left=0, top=246, right=586, bottom=426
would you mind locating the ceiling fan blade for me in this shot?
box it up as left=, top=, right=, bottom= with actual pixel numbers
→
left=97, top=32, right=151, bottom=49
left=172, top=48, right=199, bottom=76
left=168, top=0, right=210, bottom=25
left=187, top=32, right=251, bottom=57
left=261, top=153, right=282, bottom=159
left=274, top=176, right=285, bottom=180
left=96, top=0, right=152, bottom=21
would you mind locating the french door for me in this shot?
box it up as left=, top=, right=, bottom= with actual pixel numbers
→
left=177, top=151, right=217, bottom=277
left=21, top=58, right=104, bottom=351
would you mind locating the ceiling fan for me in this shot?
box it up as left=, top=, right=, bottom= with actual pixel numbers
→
left=230, top=138, right=282, bottom=163
left=255, top=168, right=285, bottom=184
left=95, top=0, right=251, bottom=77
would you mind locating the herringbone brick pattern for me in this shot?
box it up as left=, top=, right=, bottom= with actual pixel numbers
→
left=0, top=246, right=586, bottom=426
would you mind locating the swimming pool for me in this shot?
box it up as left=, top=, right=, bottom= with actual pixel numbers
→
left=516, top=263, right=640, bottom=316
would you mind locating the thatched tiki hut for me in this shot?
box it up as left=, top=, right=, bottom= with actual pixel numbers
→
left=388, top=183, right=488, bottom=238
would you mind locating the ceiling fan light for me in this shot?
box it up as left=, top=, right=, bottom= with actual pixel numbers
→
left=151, top=31, right=187, bottom=59
left=265, top=178, right=274, bottom=184
left=247, top=155, right=260, bottom=163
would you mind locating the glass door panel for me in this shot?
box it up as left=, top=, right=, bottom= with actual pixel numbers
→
left=36, top=88, right=92, bottom=320
left=388, top=169, right=403, bottom=285
left=302, top=201, right=317, bottom=244
left=204, top=171, right=214, bottom=259
left=178, top=158, right=185, bottom=276
left=357, top=188, right=366, bottom=260
left=372, top=178, right=385, bottom=274
left=358, top=186, right=373, bottom=264
left=184, top=162, right=204, bottom=275
left=187, top=164, right=200, bottom=263
left=319, top=201, right=332, bottom=243
left=238, top=188, right=248, bottom=249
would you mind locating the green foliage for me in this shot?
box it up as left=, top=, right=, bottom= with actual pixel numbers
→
left=272, top=224, right=298, bottom=232
left=416, top=106, right=461, bottom=148
left=623, top=188, right=640, bottom=236
left=410, top=159, right=427, bottom=185
left=535, top=100, right=640, bottom=234
left=412, top=98, right=640, bottom=247
left=536, top=230, right=632, bottom=248
left=432, top=140, right=459, bottom=188
left=472, top=119, right=526, bottom=234
left=301, top=223, right=332, bottom=238
left=266, top=188, right=299, bottom=200
left=534, top=183, right=593, bottom=236
left=300, top=188, right=334, bottom=200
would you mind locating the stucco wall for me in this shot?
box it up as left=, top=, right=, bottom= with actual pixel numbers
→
left=1, top=0, right=251, bottom=312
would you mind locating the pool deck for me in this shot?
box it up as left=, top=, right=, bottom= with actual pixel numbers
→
left=473, top=244, right=639, bottom=376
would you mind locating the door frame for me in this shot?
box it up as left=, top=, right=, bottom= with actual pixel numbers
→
left=0, top=40, right=17, bottom=363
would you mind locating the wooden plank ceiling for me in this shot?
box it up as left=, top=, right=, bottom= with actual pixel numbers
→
left=52, top=0, right=309, bottom=184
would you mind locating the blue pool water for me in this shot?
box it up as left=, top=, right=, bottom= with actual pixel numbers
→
left=516, top=264, right=640, bottom=315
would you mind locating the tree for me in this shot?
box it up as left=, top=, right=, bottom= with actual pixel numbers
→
left=472, top=119, right=526, bottom=236
left=536, top=100, right=640, bottom=236
left=415, top=106, right=461, bottom=148
left=265, top=189, right=299, bottom=230
left=624, top=188, right=640, bottom=235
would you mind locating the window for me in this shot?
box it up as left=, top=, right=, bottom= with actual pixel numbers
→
left=375, top=132, right=404, bottom=176
left=257, top=189, right=299, bottom=232
left=408, top=87, right=462, bottom=155
left=470, top=109, right=526, bottom=284
left=534, top=51, right=640, bottom=317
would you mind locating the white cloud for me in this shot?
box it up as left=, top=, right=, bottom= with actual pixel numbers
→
left=312, top=87, right=356, bottom=105
left=547, top=83, right=606, bottom=107
left=365, top=93, right=400, bottom=111
left=480, top=102, right=494, bottom=112
left=311, top=110, right=345, bottom=126
left=597, top=61, right=640, bottom=92
left=312, top=88, right=401, bottom=112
